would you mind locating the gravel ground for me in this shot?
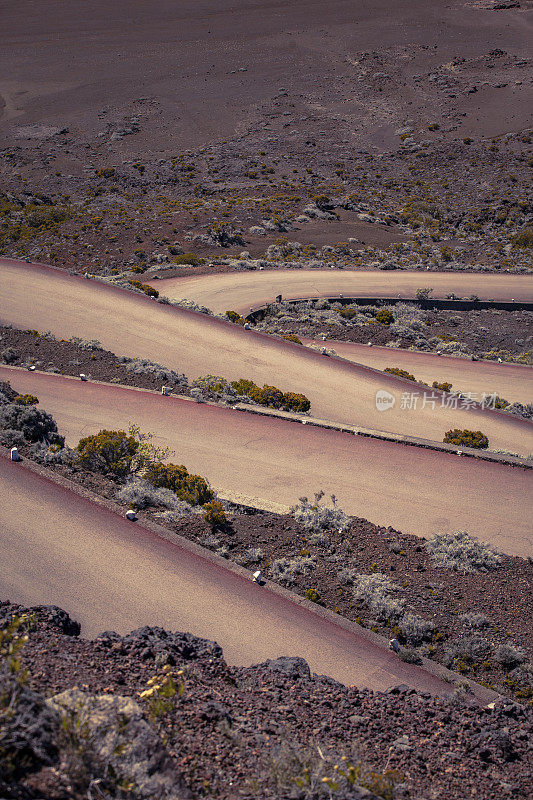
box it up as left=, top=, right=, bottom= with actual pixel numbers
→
left=1, top=603, right=532, bottom=800
left=257, top=304, right=533, bottom=361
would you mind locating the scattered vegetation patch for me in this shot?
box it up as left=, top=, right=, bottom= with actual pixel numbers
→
left=128, top=279, right=159, bottom=298
left=443, top=429, right=489, bottom=449
left=384, top=367, right=416, bottom=381
left=291, top=491, right=350, bottom=533
left=425, top=530, right=501, bottom=572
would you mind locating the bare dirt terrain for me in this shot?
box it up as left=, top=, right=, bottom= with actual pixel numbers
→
left=0, top=1, right=531, bottom=271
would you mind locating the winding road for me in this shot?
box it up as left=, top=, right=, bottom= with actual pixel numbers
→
left=1, top=260, right=532, bottom=454
left=155, top=269, right=533, bottom=312
left=0, top=259, right=531, bottom=693
left=0, top=456, right=455, bottom=695
left=1, top=366, right=531, bottom=557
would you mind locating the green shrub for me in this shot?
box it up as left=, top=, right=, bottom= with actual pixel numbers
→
left=172, top=253, right=205, bottom=266
left=249, top=384, right=284, bottom=408
left=128, top=279, right=159, bottom=298
left=384, top=367, right=416, bottom=381
left=432, top=381, right=453, bottom=392
left=443, top=429, right=489, bottom=449
left=339, top=308, right=358, bottom=319
left=282, top=391, right=311, bottom=412
left=13, top=394, right=39, bottom=406
left=203, top=499, right=227, bottom=528
left=144, top=462, right=213, bottom=506
left=415, top=287, right=433, bottom=301
left=225, top=310, right=246, bottom=325
left=281, top=333, right=302, bottom=344
left=305, top=588, right=321, bottom=603
left=230, top=378, right=259, bottom=395
left=76, top=430, right=139, bottom=477
left=510, top=227, right=533, bottom=249
left=375, top=308, right=394, bottom=325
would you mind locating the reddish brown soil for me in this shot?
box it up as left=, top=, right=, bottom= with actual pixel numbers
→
left=2, top=603, right=532, bottom=800
left=0, top=326, right=191, bottom=394
left=0, top=1, right=531, bottom=269
left=264, top=306, right=533, bottom=358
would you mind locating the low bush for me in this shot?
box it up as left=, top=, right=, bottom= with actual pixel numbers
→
left=337, top=567, right=359, bottom=586
left=13, top=394, right=39, bottom=406
left=0, top=404, right=63, bottom=446
left=305, top=588, right=321, bottom=603
left=425, top=530, right=501, bottom=572
left=398, top=613, right=435, bottom=646
left=203, top=500, right=227, bottom=528
left=281, top=333, right=302, bottom=344
left=415, top=287, right=433, bottom=301
left=494, top=644, right=527, bottom=669
left=291, top=492, right=350, bottom=533
left=77, top=430, right=139, bottom=478
left=339, top=308, right=358, bottom=320
left=1, top=347, right=19, bottom=364
left=352, top=573, right=405, bottom=623
left=280, top=391, right=311, bottom=412
left=375, top=308, right=394, bottom=325
left=226, top=310, right=246, bottom=325
left=128, top=279, right=159, bottom=298
left=231, top=378, right=258, bottom=396
left=269, top=556, right=316, bottom=587
left=243, top=547, right=264, bottom=563
left=443, top=429, right=489, bottom=449
left=458, top=612, right=490, bottom=629
left=193, top=374, right=233, bottom=396
left=121, top=357, right=187, bottom=387
left=68, top=337, right=102, bottom=352
left=443, top=635, right=492, bottom=668
left=249, top=384, right=285, bottom=408
left=510, top=227, right=533, bottom=249
left=172, top=253, right=205, bottom=266
left=116, top=478, right=191, bottom=512
left=432, top=381, right=453, bottom=392
left=144, top=462, right=214, bottom=506
left=399, top=648, right=423, bottom=665
left=384, top=367, right=416, bottom=381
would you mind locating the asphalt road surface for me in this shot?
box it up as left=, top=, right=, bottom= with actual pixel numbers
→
left=302, top=339, right=533, bottom=405
left=0, top=455, right=456, bottom=695
left=1, top=261, right=532, bottom=454
left=1, top=366, right=531, bottom=557
left=155, top=269, right=533, bottom=313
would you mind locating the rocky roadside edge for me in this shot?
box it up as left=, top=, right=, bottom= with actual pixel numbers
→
left=1, top=602, right=532, bottom=800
